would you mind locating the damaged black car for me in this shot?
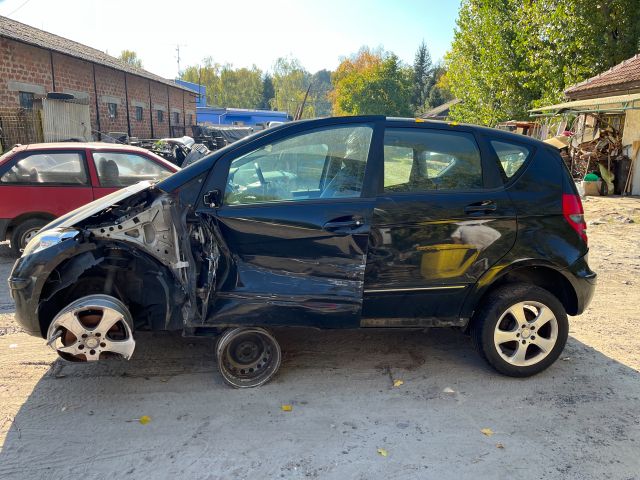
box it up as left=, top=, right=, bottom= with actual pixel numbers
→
left=8, top=116, right=596, bottom=387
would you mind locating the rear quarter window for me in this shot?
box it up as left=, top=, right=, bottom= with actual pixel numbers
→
left=490, top=140, right=531, bottom=179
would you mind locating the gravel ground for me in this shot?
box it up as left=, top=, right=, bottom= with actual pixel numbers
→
left=0, top=196, right=639, bottom=480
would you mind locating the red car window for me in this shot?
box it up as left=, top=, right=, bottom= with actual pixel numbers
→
left=1, top=151, right=89, bottom=185
left=93, top=152, right=174, bottom=188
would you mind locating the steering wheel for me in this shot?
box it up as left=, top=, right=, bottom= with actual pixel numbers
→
left=254, top=162, right=267, bottom=186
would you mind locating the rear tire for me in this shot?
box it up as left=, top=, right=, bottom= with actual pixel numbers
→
left=470, top=283, right=568, bottom=377
left=10, top=218, right=48, bottom=255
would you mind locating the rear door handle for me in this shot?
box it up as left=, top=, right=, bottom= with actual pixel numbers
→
left=323, top=216, right=364, bottom=232
left=464, top=201, right=497, bottom=214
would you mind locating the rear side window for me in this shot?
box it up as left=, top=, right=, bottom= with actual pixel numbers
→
left=1, top=152, right=89, bottom=185
left=491, top=140, right=530, bottom=179
left=94, top=152, right=173, bottom=187
left=383, top=128, right=483, bottom=192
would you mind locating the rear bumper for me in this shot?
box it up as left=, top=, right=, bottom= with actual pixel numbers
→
left=565, top=253, right=596, bottom=315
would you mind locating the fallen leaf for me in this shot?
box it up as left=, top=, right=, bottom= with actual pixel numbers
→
left=496, top=443, right=505, bottom=449
left=377, top=448, right=388, bottom=457
left=281, top=405, right=293, bottom=412
left=139, top=415, right=151, bottom=425
left=443, top=387, right=455, bottom=394
left=393, top=379, right=404, bottom=388
left=480, top=428, right=494, bottom=437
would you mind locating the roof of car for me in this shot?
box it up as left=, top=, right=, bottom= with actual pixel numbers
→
left=5, top=142, right=179, bottom=170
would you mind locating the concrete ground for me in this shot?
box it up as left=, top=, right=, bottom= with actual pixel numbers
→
left=0, top=196, right=639, bottom=480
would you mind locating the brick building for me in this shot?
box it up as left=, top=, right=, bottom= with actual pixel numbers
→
left=0, top=15, right=196, bottom=140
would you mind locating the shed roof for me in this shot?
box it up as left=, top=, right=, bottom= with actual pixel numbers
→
left=564, top=54, right=640, bottom=99
left=0, top=15, right=192, bottom=93
left=529, top=92, right=640, bottom=115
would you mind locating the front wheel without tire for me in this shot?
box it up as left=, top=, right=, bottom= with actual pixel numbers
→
left=216, top=327, right=281, bottom=388
left=470, top=283, right=568, bottom=377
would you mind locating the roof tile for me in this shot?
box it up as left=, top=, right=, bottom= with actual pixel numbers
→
left=565, top=54, right=640, bottom=97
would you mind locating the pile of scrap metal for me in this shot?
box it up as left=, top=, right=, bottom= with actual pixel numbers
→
left=191, top=125, right=255, bottom=151
left=134, top=136, right=210, bottom=167
left=545, top=119, right=631, bottom=195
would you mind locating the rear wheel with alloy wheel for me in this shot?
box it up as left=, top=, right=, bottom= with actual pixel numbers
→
left=471, top=283, right=568, bottom=377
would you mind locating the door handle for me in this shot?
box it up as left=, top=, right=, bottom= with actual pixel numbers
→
left=464, top=201, right=497, bottom=214
left=323, top=216, right=364, bottom=232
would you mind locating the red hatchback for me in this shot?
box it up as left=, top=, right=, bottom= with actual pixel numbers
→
left=0, top=143, right=179, bottom=254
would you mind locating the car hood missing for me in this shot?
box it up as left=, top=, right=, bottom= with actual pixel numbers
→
left=41, top=181, right=156, bottom=231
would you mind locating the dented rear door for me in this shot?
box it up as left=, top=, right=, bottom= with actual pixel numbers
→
left=196, top=119, right=383, bottom=328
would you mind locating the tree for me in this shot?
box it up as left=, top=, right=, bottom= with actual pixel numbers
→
left=118, top=50, right=143, bottom=68
left=180, top=59, right=263, bottom=109
left=447, top=0, right=640, bottom=125
left=261, top=74, right=275, bottom=109
left=411, top=41, right=433, bottom=114
left=331, top=47, right=413, bottom=117
left=426, top=63, right=453, bottom=109
left=271, top=56, right=314, bottom=118
left=310, top=69, right=333, bottom=117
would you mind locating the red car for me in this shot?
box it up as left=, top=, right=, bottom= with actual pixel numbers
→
left=0, top=143, right=180, bottom=254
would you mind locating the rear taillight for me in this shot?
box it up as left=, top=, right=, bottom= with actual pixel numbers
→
left=562, top=193, right=587, bottom=244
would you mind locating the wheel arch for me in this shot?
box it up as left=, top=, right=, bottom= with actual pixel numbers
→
left=462, top=261, right=579, bottom=330
left=37, top=242, right=187, bottom=337
left=5, top=211, right=56, bottom=241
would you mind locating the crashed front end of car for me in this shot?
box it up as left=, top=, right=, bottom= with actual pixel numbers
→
left=8, top=180, right=215, bottom=362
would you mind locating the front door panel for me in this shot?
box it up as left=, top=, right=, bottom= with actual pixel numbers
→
left=209, top=200, right=373, bottom=328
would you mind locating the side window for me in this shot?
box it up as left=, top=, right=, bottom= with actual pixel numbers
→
left=225, top=124, right=373, bottom=205
left=94, top=152, right=173, bottom=187
left=383, top=128, right=483, bottom=192
left=0, top=152, right=88, bottom=185
left=491, top=140, right=530, bottom=179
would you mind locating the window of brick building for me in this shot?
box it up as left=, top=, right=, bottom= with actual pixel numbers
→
left=135, top=106, right=143, bottom=121
left=173, top=111, right=180, bottom=124
left=19, top=92, right=34, bottom=109
left=107, top=103, right=118, bottom=119
left=157, top=110, right=164, bottom=123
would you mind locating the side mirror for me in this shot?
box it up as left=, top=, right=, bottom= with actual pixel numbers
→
left=203, top=189, right=221, bottom=208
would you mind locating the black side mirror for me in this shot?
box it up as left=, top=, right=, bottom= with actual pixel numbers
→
left=203, top=189, right=221, bottom=208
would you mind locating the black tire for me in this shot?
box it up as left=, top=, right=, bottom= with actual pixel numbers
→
left=10, top=218, right=48, bottom=256
left=470, top=283, right=568, bottom=377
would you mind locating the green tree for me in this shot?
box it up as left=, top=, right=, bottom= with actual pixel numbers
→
left=447, top=0, right=640, bottom=125
left=426, top=63, right=454, bottom=109
left=310, top=69, right=333, bottom=117
left=180, top=59, right=263, bottom=109
left=411, top=40, right=433, bottom=114
left=118, top=50, right=143, bottom=68
left=261, top=73, right=275, bottom=109
left=331, top=47, right=413, bottom=117
left=271, top=56, right=314, bottom=118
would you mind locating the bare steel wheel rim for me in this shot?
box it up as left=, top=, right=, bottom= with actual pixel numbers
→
left=20, top=227, right=40, bottom=249
left=216, top=327, right=281, bottom=388
left=493, top=301, right=558, bottom=367
left=47, top=295, right=135, bottom=362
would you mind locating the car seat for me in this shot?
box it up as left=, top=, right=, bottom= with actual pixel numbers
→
left=98, top=158, right=120, bottom=187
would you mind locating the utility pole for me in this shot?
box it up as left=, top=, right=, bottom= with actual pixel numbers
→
left=175, top=44, right=187, bottom=75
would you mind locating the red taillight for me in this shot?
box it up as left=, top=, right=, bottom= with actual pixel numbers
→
left=562, top=193, right=587, bottom=244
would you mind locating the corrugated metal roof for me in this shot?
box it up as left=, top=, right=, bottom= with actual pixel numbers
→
left=0, top=15, right=192, bottom=92
left=564, top=54, right=640, bottom=97
left=530, top=92, right=640, bottom=114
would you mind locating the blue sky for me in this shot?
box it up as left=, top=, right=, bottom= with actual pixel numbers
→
left=0, top=0, right=461, bottom=78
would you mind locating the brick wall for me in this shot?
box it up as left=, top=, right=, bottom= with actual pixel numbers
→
left=126, top=75, right=152, bottom=138
left=1, top=37, right=192, bottom=141
left=94, top=64, right=127, bottom=135
left=150, top=81, right=170, bottom=138
left=0, top=38, right=53, bottom=107
left=51, top=52, right=97, bottom=131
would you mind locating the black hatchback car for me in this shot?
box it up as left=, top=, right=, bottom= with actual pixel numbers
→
left=9, top=116, right=595, bottom=387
